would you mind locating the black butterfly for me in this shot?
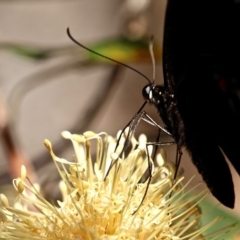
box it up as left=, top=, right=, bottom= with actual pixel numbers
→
left=147, top=0, right=240, bottom=208
left=67, top=0, right=240, bottom=208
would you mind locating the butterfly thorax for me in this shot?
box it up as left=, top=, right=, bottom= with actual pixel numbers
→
left=142, top=84, right=185, bottom=145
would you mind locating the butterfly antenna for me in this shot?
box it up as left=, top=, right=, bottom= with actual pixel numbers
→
left=149, top=35, right=155, bottom=85
left=67, top=28, right=151, bottom=84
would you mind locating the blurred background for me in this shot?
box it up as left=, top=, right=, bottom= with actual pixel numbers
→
left=0, top=0, right=240, bottom=234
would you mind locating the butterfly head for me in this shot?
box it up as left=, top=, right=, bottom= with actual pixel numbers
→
left=142, top=84, right=165, bottom=105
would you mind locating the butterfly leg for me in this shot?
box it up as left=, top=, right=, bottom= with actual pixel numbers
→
left=141, top=112, right=184, bottom=201
left=114, top=101, right=148, bottom=152
left=168, top=145, right=183, bottom=200
left=114, top=104, right=171, bottom=154
left=173, top=145, right=183, bottom=181
left=105, top=107, right=177, bottom=213
left=132, top=140, right=176, bottom=214
left=104, top=102, right=148, bottom=180
left=140, top=111, right=172, bottom=136
left=129, top=112, right=175, bottom=214
left=106, top=108, right=171, bottom=179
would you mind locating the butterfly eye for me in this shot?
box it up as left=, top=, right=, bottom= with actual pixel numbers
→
left=142, top=84, right=152, bottom=101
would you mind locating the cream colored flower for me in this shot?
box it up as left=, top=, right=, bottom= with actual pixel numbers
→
left=0, top=130, right=232, bottom=239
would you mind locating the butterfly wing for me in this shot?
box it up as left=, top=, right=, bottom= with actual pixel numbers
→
left=185, top=135, right=235, bottom=208
left=162, top=0, right=240, bottom=207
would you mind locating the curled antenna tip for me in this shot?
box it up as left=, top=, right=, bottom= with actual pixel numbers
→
left=66, top=27, right=71, bottom=38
